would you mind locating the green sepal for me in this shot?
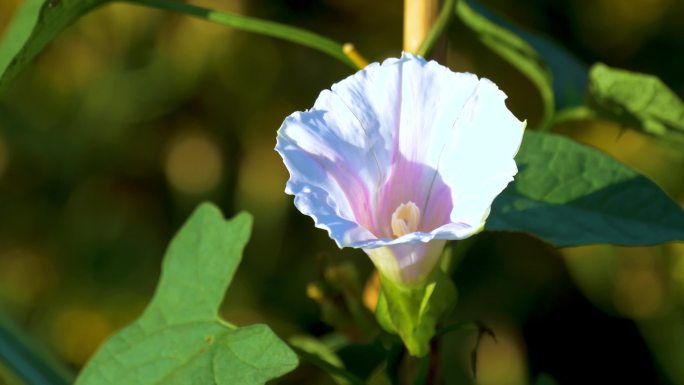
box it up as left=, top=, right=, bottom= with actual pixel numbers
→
left=375, top=269, right=457, bottom=357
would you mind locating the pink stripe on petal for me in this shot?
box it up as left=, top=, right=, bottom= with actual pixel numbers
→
left=276, top=53, right=525, bottom=284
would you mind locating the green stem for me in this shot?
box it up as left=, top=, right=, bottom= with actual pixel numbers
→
left=412, top=354, right=431, bottom=385
left=289, top=346, right=365, bottom=385
left=436, top=321, right=478, bottom=337
left=416, top=0, right=456, bottom=58
left=122, top=0, right=359, bottom=69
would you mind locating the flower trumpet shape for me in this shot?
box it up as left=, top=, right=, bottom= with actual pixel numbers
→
left=276, top=54, right=524, bottom=285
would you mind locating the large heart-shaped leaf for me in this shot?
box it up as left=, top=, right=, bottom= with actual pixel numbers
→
left=487, top=131, right=684, bottom=246
left=75, top=203, right=298, bottom=385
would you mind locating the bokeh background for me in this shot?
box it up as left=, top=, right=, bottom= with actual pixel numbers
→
left=1, top=0, right=684, bottom=384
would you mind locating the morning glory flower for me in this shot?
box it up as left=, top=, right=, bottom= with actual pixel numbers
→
left=276, top=53, right=525, bottom=285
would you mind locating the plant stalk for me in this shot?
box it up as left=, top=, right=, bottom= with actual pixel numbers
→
left=403, top=0, right=440, bottom=53
left=123, top=0, right=359, bottom=69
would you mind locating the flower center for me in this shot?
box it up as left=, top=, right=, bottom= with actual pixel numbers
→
left=390, top=201, right=421, bottom=238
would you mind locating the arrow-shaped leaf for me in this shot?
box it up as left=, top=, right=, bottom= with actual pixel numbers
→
left=75, top=203, right=298, bottom=385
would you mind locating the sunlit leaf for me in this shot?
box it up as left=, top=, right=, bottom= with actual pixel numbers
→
left=75, top=203, right=298, bottom=385
left=0, top=0, right=109, bottom=92
left=456, top=0, right=587, bottom=126
left=487, top=131, right=684, bottom=246
left=588, top=63, right=684, bottom=146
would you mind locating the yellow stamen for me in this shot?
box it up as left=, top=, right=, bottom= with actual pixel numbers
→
left=391, top=201, right=421, bottom=238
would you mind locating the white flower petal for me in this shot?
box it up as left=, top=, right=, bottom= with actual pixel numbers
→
left=276, top=112, right=378, bottom=247
left=276, top=53, right=524, bottom=284
left=436, top=78, right=525, bottom=229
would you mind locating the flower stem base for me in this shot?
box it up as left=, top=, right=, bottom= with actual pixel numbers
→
left=375, top=268, right=457, bottom=357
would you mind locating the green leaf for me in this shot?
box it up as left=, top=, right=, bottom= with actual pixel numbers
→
left=456, top=0, right=587, bottom=126
left=75, top=203, right=298, bottom=385
left=487, top=131, right=684, bottom=246
left=375, top=270, right=457, bottom=357
left=588, top=63, right=684, bottom=146
left=0, top=0, right=109, bottom=92
left=0, top=0, right=356, bottom=93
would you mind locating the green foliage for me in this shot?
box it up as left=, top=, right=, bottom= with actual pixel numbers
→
left=456, top=0, right=587, bottom=126
left=0, top=0, right=109, bottom=92
left=2, top=0, right=684, bottom=382
left=75, top=203, right=298, bottom=385
left=588, top=63, right=684, bottom=146
left=0, top=0, right=355, bottom=94
left=289, top=335, right=363, bottom=385
left=128, top=0, right=355, bottom=68
left=487, top=131, right=684, bottom=246
left=375, top=270, right=456, bottom=357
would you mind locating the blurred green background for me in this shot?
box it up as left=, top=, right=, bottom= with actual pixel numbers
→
left=1, top=0, right=684, bottom=384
